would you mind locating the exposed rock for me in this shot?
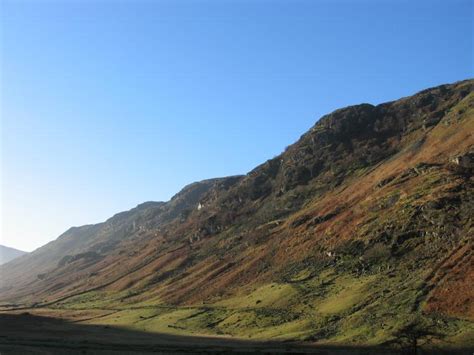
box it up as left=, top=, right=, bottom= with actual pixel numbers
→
left=451, top=152, right=474, bottom=168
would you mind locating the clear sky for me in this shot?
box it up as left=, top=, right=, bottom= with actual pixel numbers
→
left=1, top=0, right=472, bottom=252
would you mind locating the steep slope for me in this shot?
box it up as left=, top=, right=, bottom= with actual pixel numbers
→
left=1, top=79, right=473, bottom=349
left=0, top=245, right=27, bottom=265
left=0, top=177, right=242, bottom=302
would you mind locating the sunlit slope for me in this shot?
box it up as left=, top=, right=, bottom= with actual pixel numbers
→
left=1, top=79, right=472, bottom=347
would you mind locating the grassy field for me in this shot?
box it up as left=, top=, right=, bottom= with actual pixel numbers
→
left=2, top=311, right=429, bottom=354
left=3, top=264, right=470, bottom=353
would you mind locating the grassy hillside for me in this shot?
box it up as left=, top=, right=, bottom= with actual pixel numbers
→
left=1, top=79, right=473, bottom=351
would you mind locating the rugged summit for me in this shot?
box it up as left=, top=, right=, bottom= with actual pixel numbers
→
left=1, top=80, right=473, bottom=349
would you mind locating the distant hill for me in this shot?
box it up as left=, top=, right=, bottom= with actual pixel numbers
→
left=0, top=79, right=472, bottom=349
left=0, top=245, right=27, bottom=265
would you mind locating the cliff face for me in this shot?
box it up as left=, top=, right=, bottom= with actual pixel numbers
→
left=1, top=79, right=472, bottom=347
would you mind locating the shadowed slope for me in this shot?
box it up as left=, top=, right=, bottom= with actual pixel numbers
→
left=1, top=313, right=470, bottom=354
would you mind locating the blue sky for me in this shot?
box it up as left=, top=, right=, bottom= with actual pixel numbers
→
left=1, top=0, right=473, bottom=251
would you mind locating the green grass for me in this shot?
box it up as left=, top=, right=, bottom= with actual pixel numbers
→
left=52, top=253, right=472, bottom=348
left=215, top=283, right=298, bottom=309
left=315, top=275, right=375, bottom=314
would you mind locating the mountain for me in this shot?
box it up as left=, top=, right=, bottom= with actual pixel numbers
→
left=0, top=245, right=27, bottom=265
left=1, top=79, right=472, bottom=350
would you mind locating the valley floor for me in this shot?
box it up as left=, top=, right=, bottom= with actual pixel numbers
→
left=0, top=309, right=472, bottom=354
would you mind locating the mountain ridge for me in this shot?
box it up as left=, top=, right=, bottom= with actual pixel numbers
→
left=1, top=79, right=473, bottom=349
left=0, top=245, right=27, bottom=266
